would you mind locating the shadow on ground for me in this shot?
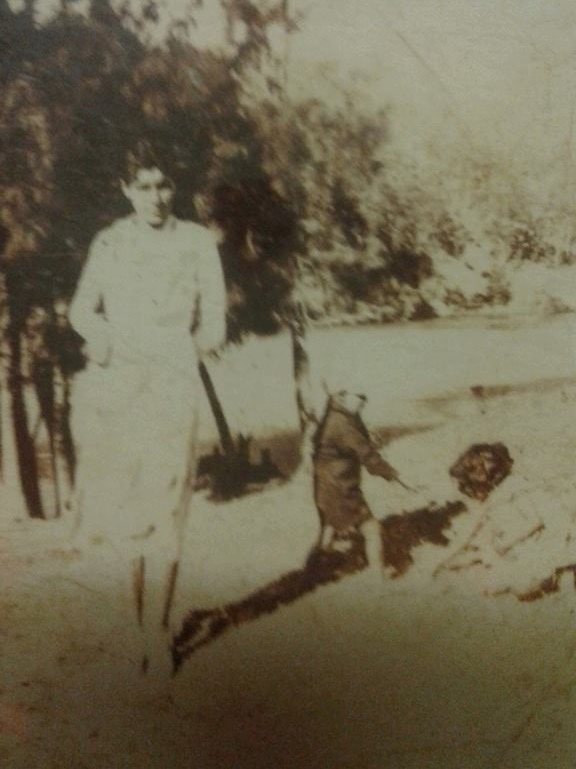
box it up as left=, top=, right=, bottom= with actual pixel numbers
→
left=173, top=500, right=467, bottom=669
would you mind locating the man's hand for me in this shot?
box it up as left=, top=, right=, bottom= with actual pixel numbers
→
left=198, top=341, right=226, bottom=364
left=205, top=349, right=222, bottom=363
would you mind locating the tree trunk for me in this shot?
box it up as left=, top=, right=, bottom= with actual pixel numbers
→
left=53, top=364, right=76, bottom=496
left=32, top=359, right=68, bottom=518
left=0, top=361, right=4, bottom=482
left=284, top=301, right=316, bottom=491
left=6, top=312, right=44, bottom=519
left=288, top=292, right=317, bottom=432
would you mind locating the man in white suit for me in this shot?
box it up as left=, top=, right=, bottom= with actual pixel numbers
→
left=69, top=141, right=227, bottom=675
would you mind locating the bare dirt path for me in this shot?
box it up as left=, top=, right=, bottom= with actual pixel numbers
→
left=2, top=315, right=576, bottom=768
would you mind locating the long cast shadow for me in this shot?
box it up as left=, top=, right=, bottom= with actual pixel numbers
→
left=173, top=500, right=467, bottom=670
left=417, top=376, right=576, bottom=413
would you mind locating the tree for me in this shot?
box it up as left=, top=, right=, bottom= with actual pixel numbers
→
left=4, top=0, right=520, bottom=511
left=0, top=0, right=308, bottom=513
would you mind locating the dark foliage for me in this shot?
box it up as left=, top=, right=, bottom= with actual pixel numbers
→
left=0, top=1, right=303, bottom=519
left=330, top=177, right=368, bottom=249
left=387, top=247, right=433, bottom=289
left=0, top=3, right=299, bottom=338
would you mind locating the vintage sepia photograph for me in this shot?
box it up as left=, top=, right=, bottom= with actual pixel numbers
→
left=1, top=1, right=576, bottom=766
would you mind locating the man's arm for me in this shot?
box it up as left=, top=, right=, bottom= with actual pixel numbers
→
left=193, top=230, right=227, bottom=356
left=68, top=233, right=111, bottom=366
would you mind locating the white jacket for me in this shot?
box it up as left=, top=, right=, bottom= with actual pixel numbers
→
left=69, top=214, right=227, bottom=371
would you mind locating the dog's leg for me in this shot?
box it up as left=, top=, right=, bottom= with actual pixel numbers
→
left=361, top=518, right=389, bottom=580
left=318, top=523, right=335, bottom=550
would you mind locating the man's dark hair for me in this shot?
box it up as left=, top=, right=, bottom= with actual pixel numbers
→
left=121, top=139, right=172, bottom=183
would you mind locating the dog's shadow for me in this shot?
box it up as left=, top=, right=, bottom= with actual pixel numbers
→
left=173, top=500, right=467, bottom=670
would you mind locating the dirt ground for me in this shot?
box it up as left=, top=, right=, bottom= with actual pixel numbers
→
left=2, top=315, right=576, bottom=768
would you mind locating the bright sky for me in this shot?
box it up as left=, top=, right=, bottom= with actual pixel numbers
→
left=287, top=0, right=576, bottom=167
left=184, top=0, right=576, bottom=177
left=14, top=0, right=576, bottom=177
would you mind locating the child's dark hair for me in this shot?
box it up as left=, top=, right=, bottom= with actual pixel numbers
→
left=121, top=139, right=172, bottom=183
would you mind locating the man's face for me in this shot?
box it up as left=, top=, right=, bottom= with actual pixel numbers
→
left=121, top=167, right=175, bottom=228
